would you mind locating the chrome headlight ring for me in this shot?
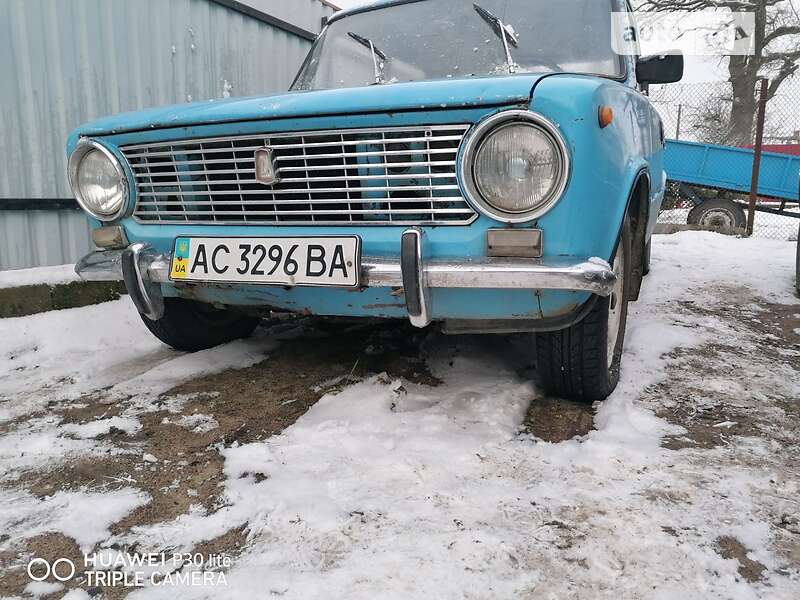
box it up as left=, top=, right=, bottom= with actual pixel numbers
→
left=68, top=139, right=130, bottom=222
left=459, top=110, right=571, bottom=224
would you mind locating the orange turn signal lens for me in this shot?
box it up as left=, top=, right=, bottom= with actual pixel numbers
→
left=598, top=106, right=614, bottom=128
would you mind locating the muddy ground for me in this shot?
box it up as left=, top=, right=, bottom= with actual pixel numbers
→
left=0, top=282, right=798, bottom=598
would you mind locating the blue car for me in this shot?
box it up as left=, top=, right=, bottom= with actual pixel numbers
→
left=69, top=0, right=682, bottom=401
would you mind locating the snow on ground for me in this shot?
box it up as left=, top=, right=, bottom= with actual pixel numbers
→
left=647, top=231, right=797, bottom=303
left=60, top=416, right=142, bottom=439
left=0, top=232, right=798, bottom=599
left=0, top=487, right=150, bottom=552
left=0, top=299, right=276, bottom=479
left=0, top=300, right=274, bottom=421
left=0, top=264, right=81, bottom=289
left=24, top=581, right=65, bottom=597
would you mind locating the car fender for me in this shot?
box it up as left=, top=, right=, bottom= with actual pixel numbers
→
left=530, top=75, right=664, bottom=264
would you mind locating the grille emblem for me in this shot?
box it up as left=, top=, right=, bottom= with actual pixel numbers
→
left=254, top=147, right=279, bottom=185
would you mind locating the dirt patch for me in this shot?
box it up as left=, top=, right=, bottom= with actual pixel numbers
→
left=190, top=524, right=249, bottom=563
left=522, top=397, right=594, bottom=442
left=164, top=319, right=438, bottom=446
left=0, top=533, right=82, bottom=597
left=18, top=319, right=440, bottom=527
left=0, top=390, right=129, bottom=441
left=1, top=318, right=443, bottom=598
left=675, top=293, right=800, bottom=366
left=652, top=295, right=799, bottom=451
left=24, top=456, right=138, bottom=498
left=715, top=536, right=767, bottom=583
left=638, top=290, right=800, bottom=575
left=0, top=526, right=248, bottom=600
left=57, top=392, right=129, bottom=426
left=656, top=344, right=769, bottom=451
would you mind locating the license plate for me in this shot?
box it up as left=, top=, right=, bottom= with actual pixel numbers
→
left=169, top=236, right=361, bottom=287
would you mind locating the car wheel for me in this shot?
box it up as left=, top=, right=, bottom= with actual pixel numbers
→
left=687, top=198, right=747, bottom=231
left=139, top=298, right=261, bottom=352
left=535, top=217, right=632, bottom=403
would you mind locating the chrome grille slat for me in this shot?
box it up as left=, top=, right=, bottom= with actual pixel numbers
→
left=262, top=134, right=466, bottom=150
left=276, top=160, right=457, bottom=172
left=123, top=125, right=476, bottom=226
left=131, top=161, right=458, bottom=177
left=144, top=208, right=474, bottom=216
left=138, top=174, right=458, bottom=187
left=127, top=148, right=459, bottom=168
left=137, top=197, right=466, bottom=206
left=120, top=125, right=470, bottom=151
left=124, top=135, right=466, bottom=159
left=134, top=168, right=256, bottom=178
left=138, top=185, right=461, bottom=197
left=130, top=157, right=256, bottom=167
left=272, top=148, right=458, bottom=162
left=125, top=146, right=266, bottom=159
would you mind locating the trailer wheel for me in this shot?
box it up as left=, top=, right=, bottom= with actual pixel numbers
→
left=687, top=199, right=746, bottom=231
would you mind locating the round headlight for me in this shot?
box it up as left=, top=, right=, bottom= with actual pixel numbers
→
left=68, top=142, right=127, bottom=221
left=462, top=111, right=569, bottom=222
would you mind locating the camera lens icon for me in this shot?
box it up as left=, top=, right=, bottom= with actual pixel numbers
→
left=27, top=558, right=76, bottom=582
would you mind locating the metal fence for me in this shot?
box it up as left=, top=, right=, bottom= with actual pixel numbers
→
left=651, top=78, right=800, bottom=242
left=0, top=0, right=331, bottom=271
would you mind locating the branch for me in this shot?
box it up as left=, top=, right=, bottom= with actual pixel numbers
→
left=766, top=60, right=799, bottom=98
left=763, top=25, right=800, bottom=46
left=637, top=0, right=785, bottom=12
left=761, top=48, right=800, bottom=63
left=638, top=0, right=760, bottom=12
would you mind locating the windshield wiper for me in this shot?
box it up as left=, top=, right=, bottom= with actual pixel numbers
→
left=347, top=31, right=388, bottom=85
left=473, top=3, right=519, bottom=74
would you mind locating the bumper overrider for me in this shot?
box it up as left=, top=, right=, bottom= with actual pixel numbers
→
left=75, top=229, right=616, bottom=328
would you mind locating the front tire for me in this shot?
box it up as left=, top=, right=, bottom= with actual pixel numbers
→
left=535, top=219, right=632, bottom=402
left=140, top=298, right=260, bottom=352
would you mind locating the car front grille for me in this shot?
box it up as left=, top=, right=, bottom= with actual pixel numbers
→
left=120, top=124, right=476, bottom=226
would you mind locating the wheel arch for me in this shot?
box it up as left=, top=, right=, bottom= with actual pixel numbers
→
left=622, top=169, right=651, bottom=301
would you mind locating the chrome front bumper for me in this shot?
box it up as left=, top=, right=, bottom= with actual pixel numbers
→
left=76, top=232, right=616, bottom=328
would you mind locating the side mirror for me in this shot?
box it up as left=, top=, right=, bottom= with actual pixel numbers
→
left=636, top=52, right=684, bottom=85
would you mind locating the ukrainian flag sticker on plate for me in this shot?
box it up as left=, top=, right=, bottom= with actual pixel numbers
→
left=171, top=238, right=191, bottom=280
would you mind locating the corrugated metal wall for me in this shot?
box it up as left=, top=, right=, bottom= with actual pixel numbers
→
left=0, top=0, right=333, bottom=271
left=0, top=211, right=94, bottom=271
left=242, top=0, right=338, bottom=33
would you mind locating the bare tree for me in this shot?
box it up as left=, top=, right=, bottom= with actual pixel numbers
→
left=638, top=0, right=800, bottom=144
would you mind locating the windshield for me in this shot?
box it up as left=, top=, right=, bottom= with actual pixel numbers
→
left=292, top=0, right=624, bottom=91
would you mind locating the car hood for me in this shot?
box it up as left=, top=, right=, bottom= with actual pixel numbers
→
left=73, top=75, right=545, bottom=138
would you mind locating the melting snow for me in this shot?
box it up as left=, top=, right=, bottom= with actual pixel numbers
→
left=0, top=264, right=80, bottom=289
left=0, top=487, right=149, bottom=552
left=0, top=232, right=797, bottom=598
